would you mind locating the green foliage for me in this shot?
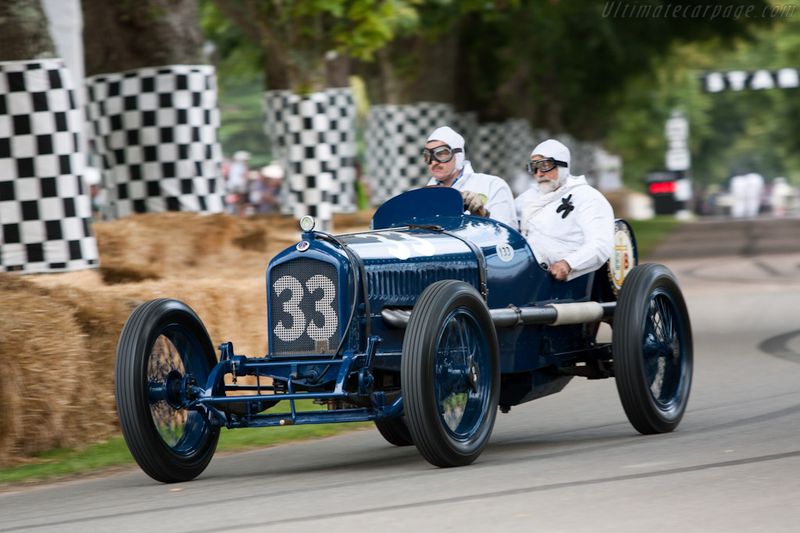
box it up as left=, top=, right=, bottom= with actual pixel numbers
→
left=205, top=0, right=422, bottom=91
left=459, top=0, right=771, bottom=130
left=606, top=10, right=800, bottom=188
left=628, top=217, right=681, bottom=259
left=339, top=0, right=420, bottom=60
left=217, top=75, right=272, bottom=165
left=203, top=0, right=798, bottom=189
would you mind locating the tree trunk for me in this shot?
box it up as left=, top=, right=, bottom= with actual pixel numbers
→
left=82, top=0, right=203, bottom=76
left=325, top=52, right=350, bottom=88
left=0, top=0, right=55, bottom=61
left=403, top=30, right=458, bottom=105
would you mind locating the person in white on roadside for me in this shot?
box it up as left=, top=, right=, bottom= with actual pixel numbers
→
left=770, top=177, right=794, bottom=217
left=226, top=150, right=250, bottom=215
left=515, top=139, right=614, bottom=282
left=424, top=126, right=518, bottom=229
left=744, top=172, right=764, bottom=217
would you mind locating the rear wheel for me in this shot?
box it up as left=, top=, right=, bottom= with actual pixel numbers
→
left=402, top=280, right=499, bottom=467
left=116, top=299, right=220, bottom=483
left=613, top=264, right=693, bottom=434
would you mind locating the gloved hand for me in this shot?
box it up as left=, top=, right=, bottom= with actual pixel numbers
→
left=461, top=190, right=491, bottom=218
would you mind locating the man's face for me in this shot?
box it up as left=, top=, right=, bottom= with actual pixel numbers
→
left=530, top=155, right=560, bottom=193
left=425, top=141, right=457, bottom=181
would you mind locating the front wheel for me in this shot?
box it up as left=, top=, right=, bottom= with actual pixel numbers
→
left=115, top=299, right=220, bottom=483
left=402, top=280, right=500, bottom=467
left=374, top=417, right=414, bottom=447
left=613, top=264, right=693, bottom=434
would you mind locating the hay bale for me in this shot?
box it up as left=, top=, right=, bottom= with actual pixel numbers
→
left=1, top=210, right=372, bottom=466
left=0, top=276, right=105, bottom=463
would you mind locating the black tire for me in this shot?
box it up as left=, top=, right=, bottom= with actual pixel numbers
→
left=374, top=417, right=414, bottom=447
left=402, top=280, right=500, bottom=467
left=116, top=299, right=220, bottom=483
left=613, top=264, right=693, bottom=434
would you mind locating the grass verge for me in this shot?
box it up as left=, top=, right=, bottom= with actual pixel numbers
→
left=0, top=401, right=370, bottom=487
left=627, top=216, right=681, bottom=259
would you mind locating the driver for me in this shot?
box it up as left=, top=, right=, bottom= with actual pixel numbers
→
left=424, top=126, right=518, bottom=229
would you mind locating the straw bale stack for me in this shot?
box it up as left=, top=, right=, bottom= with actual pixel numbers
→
left=0, top=210, right=372, bottom=466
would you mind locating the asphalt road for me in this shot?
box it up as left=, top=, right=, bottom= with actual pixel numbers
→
left=3, top=218, right=800, bottom=533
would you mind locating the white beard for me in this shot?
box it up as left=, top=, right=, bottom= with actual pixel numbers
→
left=537, top=179, right=559, bottom=194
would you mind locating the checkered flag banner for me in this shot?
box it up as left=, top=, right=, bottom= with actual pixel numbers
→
left=263, top=87, right=357, bottom=217
left=365, top=102, right=455, bottom=207
left=85, top=65, right=224, bottom=219
left=0, top=58, right=98, bottom=273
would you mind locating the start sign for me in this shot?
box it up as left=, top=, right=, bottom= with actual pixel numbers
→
left=702, top=68, right=800, bottom=93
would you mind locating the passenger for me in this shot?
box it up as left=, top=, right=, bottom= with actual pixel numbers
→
left=516, top=139, right=614, bottom=282
left=424, top=126, right=518, bottom=229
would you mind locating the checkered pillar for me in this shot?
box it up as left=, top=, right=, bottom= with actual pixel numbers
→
left=0, top=59, right=98, bottom=273
left=502, top=119, right=535, bottom=182
left=364, top=104, right=403, bottom=207
left=451, top=111, right=479, bottom=164
left=292, top=171, right=334, bottom=233
left=554, top=133, right=592, bottom=178
left=365, top=102, right=455, bottom=207
left=472, top=122, right=506, bottom=179
left=323, top=87, right=357, bottom=213
left=263, top=88, right=357, bottom=217
left=262, top=90, right=292, bottom=214
left=85, top=65, right=224, bottom=219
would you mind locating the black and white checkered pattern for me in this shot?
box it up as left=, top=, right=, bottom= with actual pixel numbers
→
left=364, top=104, right=403, bottom=207
left=0, top=58, right=98, bottom=273
left=285, top=91, right=335, bottom=229
left=263, top=88, right=357, bottom=217
left=262, top=89, right=292, bottom=214
left=502, top=118, right=535, bottom=182
left=554, top=134, right=592, bottom=177
left=365, top=102, right=455, bottom=206
left=85, top=65, right=224, bottom=219
left=470, top=119, right=535, bottom=182
left=472, top=122, right=505, bottom=178
left=451, top=111, right=478, bottom=162
left=323, top=87, right=357, bottom=213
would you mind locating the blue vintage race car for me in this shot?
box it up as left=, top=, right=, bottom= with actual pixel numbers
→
left=115, top=186, right=693, bottom=483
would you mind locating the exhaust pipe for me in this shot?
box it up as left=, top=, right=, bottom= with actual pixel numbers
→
left=382, top=302, right=615, bottom=329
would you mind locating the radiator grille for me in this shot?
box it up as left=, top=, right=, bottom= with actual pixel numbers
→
left=269, top=259, right=341, bottom=356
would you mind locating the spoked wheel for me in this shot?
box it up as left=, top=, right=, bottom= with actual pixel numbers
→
left=374, top=416, right=413, bottom=447
left=116, top=299, right=220, bottom=483
left=613, top=264, right=693, bottom=434
left=402, top=280, right=499, bottom=467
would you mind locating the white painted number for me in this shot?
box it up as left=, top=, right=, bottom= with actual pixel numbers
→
left=273, top=274, right=338, bottom=342
left=274, top=275, right=306, bottom=342
left=306, top=275, right=339, bottom=340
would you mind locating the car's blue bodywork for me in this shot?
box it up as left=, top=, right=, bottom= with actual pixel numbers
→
left=115, top=184, right=697, bottom=482
left=193, top=187, right=622, bottom=427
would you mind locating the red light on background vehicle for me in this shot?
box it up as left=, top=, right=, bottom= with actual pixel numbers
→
left=649, top=181, right=676, bottom=194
